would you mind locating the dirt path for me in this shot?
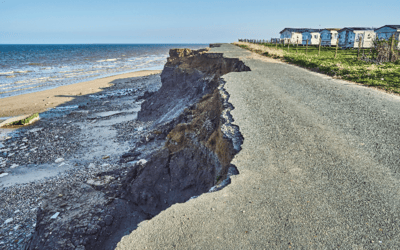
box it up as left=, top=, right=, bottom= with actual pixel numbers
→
left=116, top=44, right=400, bottom=249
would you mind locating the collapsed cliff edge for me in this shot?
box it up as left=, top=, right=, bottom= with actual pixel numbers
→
left=25, top=47, right=250, bottom=250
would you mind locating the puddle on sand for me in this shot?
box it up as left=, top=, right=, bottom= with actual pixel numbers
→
left=0, top=163, right=72, bottom=188
left=77, top=106, right=142, bottom=161
left=89, top=111, right=124, bottom=119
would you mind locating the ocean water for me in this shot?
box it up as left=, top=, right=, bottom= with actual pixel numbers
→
left=0, top=44, right=207, bottom=98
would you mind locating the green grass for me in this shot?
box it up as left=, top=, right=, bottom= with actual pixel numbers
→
left=238, top=42, right=400, bottom=94
left=8, top=113, right=39, bottom=126
left=238, top=44, right=249, bottom=49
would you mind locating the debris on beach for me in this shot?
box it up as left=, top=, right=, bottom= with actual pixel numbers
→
left=3, top=218, right=13, bottom=225
left=10, top=164, right=19, bottom=169
left=50, top=212, right=60, bottom=219
left=54, top=158, right=64, bottom=163
left=0, top=113, right=40, bottom=128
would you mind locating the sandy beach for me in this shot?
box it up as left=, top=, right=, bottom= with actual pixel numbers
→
left=0, top=70, right=162, bottom=118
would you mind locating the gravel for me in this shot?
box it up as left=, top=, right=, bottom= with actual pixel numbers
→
left=0, top=73, right=162, bottom=249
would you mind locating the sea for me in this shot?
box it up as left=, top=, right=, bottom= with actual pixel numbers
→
left=0, top=44, right=208, bottom=99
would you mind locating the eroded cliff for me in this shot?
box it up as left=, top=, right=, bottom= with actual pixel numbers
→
left=25, top=47, right=250, bottom=250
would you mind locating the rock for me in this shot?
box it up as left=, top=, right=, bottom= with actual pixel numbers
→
left=119, top=152, right=140, bottom=163
left=209, top=178, right=231, bottom=193
left=3, top=218, right=13, bottom=225
left=104, top=215, right=113, bottom=226
left=137, top=159, right=147, bottom=165
left=25, top=182, right=146, bottom=250
left=88, top=163, right=95, bottom=168
left=54, top=158, right=64, bottom=163
left=13, top=225, right=20, bottom=230
left=50, top=212, right=60, bottom=219
left=227, top=165, right=240, bottom=177
left=87, top=176, right=114, bottom=186
left=121, top=152, right=140, bottom=159
left=0, top=173, right=9, bottom=178
left=28, top=128, right=43, bottom=133
left=10, top=164, right=19, bottom=169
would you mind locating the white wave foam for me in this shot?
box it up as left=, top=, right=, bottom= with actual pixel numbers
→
left=97, top=58, right=119, bottom=62
left=0, top=71, right=14, bottom=75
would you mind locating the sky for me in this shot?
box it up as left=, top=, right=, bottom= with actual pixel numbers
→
left=0, top=0, right=399, bottom=44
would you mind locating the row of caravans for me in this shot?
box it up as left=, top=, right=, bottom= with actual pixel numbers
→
left=279, top=25, right=400, bottom=48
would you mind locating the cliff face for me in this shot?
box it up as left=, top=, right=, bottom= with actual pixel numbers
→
left=138, top=48, right=249, bottom=124
left=128, top=47, right=250, bottom=216
left=25, top=48, right=250, bottom=250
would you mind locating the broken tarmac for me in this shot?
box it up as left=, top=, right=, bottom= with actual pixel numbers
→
left=116, top=44, right=400, bottom=249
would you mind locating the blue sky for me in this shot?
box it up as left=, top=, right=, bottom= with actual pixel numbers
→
left=0, top=0, right=399, bottom=44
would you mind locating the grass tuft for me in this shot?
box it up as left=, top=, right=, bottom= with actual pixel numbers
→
left=7, top=113, right=39, bottom=126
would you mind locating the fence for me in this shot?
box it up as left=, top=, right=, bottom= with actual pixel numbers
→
left=237, top=36, right=400, bottom=62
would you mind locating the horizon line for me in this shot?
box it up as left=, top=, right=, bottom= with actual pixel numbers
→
left=0, top=43, right=212, bottom=45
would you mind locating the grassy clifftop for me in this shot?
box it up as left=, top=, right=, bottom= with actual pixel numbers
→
left=235, top=42, right=400, bottom=94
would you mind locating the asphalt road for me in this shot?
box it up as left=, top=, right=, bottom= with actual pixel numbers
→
left=116, top=44, right=400, bottom=249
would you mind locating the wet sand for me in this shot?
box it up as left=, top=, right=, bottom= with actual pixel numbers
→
left=0, top=70, right=162, bottom=118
